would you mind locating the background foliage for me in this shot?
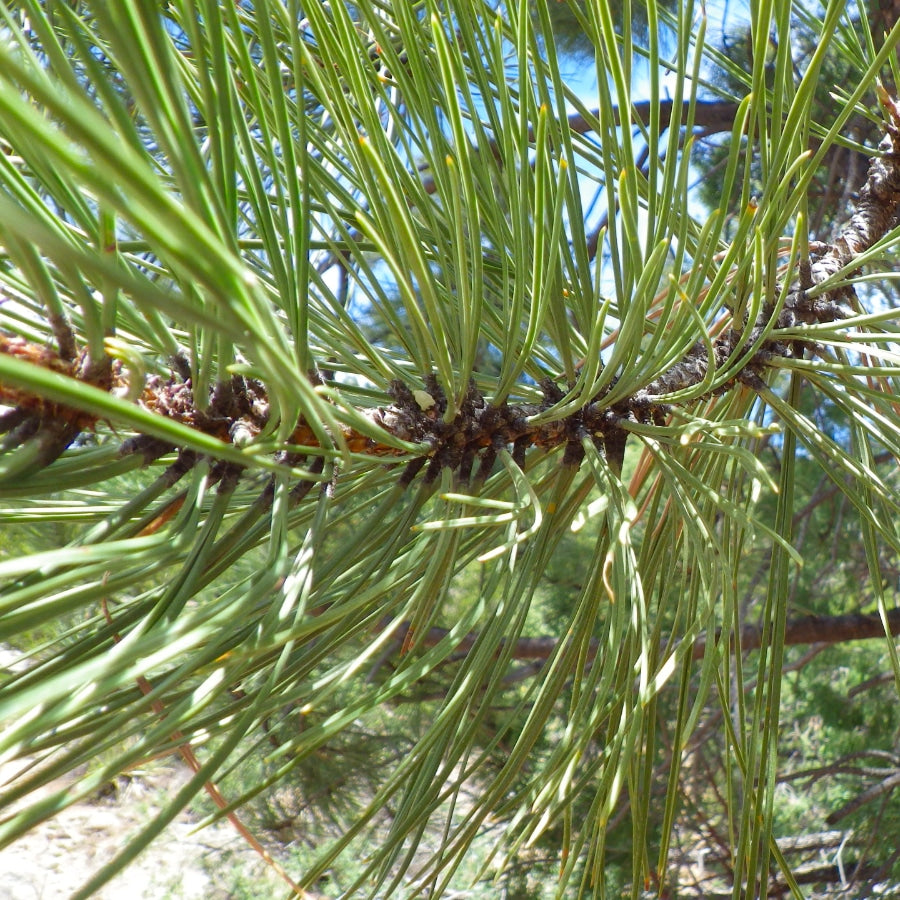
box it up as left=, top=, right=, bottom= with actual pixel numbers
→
left=1, top=1, right=900, bottom=897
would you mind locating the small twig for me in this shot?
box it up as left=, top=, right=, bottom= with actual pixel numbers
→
left=848, top=671, right=897, bottom=698
left=826, top=770, right=900, bottom=825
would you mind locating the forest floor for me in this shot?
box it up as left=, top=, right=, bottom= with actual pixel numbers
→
left=0, top=755, right=288, bottom=900
left=0, top=644, right=289, bottom=900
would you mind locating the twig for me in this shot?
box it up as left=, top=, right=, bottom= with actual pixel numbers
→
left=826, top=770, right=900, bottom=825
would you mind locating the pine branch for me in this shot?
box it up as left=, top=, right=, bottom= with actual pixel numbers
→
left=3, top=97, right=900, bottom=483
left=390, top=607, right=900, bottom=669
left=563, top=98, right=743, bottom=139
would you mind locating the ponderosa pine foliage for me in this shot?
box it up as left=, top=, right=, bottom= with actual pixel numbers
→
left=1, top=2, right=900, bottom=898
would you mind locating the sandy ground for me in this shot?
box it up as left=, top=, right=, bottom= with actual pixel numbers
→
left=0, top=643, right=289, bottom=900
left=0, top=758, right=287, bottom=900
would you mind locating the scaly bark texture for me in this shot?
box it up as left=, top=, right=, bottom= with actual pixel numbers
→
left=3, top=95, right=900, bottom=482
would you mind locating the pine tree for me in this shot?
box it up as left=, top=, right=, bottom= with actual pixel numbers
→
left=1, top=2, right=899, bottom=897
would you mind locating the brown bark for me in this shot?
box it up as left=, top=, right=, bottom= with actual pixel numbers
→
left=563, top=99, right=742, bottom=139
left=395, top=607, right=900, bottom=666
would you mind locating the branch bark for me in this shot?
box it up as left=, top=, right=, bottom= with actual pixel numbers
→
left=396, top=607, right=900, bottom=667
left=564, top=98, right=742, bottom=139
